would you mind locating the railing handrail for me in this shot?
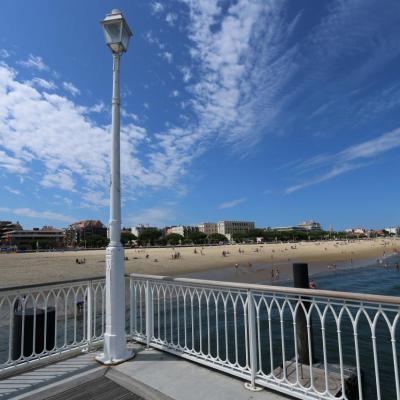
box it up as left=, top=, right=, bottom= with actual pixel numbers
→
left=0, top=275, right=106, bottom=293
left=130, top=273, right=400, bottom=305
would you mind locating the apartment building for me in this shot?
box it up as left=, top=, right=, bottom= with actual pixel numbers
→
left=198, top=222, right=218, bottom=235
left=217, top=220, right=255, bottom=236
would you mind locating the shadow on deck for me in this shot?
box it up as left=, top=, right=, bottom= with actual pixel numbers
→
left=0, top=343, right=289, bottom=400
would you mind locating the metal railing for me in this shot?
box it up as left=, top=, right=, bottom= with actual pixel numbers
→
left=0, top=277, right=106, bottom=376
left=129, top=274, right=400, bottom=400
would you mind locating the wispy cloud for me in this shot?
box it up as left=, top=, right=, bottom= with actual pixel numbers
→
left=166, top=12, right=177, bottom=26
left=0, top=49, right=10, bottom=58
left=285, top=128, right=400, bottom=193
left=4, top=186, right=21, bottom=195
left=218, top=197, right=246, bottom=209
left=162, top=51, right=173, bottom=63
left=62, top=81, right=80, bottom=96
left=151, top=2, right=164, bottom=14
left=28, top=77, right=57, bottom=90
left=18, top=54, right=48, bottom=71
left=0, top=207, right=72, bottom=222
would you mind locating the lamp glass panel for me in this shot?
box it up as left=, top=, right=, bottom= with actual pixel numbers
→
left=103, top=21, right=122, bottom=45
left=121, top=24, right=131, bottom=51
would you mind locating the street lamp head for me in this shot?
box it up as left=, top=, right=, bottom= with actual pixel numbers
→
left=101, top=9, right=132, bottom=54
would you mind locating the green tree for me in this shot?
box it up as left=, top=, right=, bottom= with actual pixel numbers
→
left=121, top=232, right=137, bottom=246
left=231, top=232, right=248, bottom=243
left=165, top=233, right=184, bottom=245
left=208, top=233, right=228, bottom=244
left=189, top=231, right=207, bottom=244
left=138, top=228, right=162, bottom=246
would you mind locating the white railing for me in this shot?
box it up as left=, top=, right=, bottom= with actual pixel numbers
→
left=129, top=274, right=400, bottom=400
left=0, top=277, right=106, bottom=376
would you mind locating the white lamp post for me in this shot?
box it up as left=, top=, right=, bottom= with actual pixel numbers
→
left=96, top=9, right=133, bottom=365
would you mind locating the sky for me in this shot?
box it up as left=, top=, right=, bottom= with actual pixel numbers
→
left=0, top=0, right=400, bottom=231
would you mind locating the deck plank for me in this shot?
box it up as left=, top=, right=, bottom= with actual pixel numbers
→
left=44, top=376, right=144, bottom=400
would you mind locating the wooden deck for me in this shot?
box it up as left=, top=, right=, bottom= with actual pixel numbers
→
left=44, top=376, right=143, bottom=400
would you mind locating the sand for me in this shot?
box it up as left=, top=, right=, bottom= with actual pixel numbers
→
left=0, top=238, right=399, bottom=288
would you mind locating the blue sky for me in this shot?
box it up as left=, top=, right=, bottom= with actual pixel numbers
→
left=0, top=0, right=400, bottom=230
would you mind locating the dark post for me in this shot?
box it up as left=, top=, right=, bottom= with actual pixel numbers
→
left=12, top=307, right=56, bottom=360
left=293, top=263, right=314, bottom=365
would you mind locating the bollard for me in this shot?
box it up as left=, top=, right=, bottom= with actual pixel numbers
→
left=293, top=263, right=314, bottom=365
left=12, top=307, right=56, bottom=360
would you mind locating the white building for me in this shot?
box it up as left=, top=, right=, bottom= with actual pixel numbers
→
left=298, top=221, right=322, bottom=231
left=169, top=226, right=199, bottom=237
left=217, top=220, right=255, bottom=236
left=385, top=227, right=400, bottom=235
left=131, top=224, right=157, bottom=238
left=345, top=228, right=367, bottom=235
left=198, top=222, right=218, bottom=235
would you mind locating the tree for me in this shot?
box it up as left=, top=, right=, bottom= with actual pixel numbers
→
left=232, top=232, right=248, bottom=243
left=121, top=232, right=137, bottom=246
left=208, top=233, right=228, bottom=244
left=189, top=231, right=207, bottom=244
left=138, top=228, right=162, bottom=246
left=165, top=233, right=184, bottom=245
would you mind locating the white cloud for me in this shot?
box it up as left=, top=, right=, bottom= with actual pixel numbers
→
left=62, top=81, right=80, bottom=96
left=41, top=170, right=76, bottom=191
left=0, top=149, right=27, bottom=173
left=151, top=2, right=164, bottom=14
left=285, top=128, right=400, bottom=193
left=180, top=66, right=192, bottom=83
left=87, top=102, right=105, bottom=113
left=218, top=197, right=246, bottom=209
left=162, top=52, right=173, bottom=63
left=4, top=186, right=21, bottom=195
left=171, top=90, right=179, bottom=97
left=0, top=60, right=197, bottom=209
left=28, top=77, right=57, bottom=90
left=0, top=207, right=72, bottom=222
left=81, top=190, right=109, bottom=208
left=166, top=12, right=178, bottom=26
left=0, top=49, right=10, bottom=58
left=18, top=54, right=48, bottom=71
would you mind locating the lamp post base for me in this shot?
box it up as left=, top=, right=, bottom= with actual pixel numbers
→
left=95, top=349, right=135, bottom=365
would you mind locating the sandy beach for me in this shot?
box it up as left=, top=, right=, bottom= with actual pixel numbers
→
left=0, top=238, right=399, bottom=288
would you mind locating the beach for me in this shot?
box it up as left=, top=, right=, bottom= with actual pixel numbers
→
left=0, top=238, right=399, bottom=288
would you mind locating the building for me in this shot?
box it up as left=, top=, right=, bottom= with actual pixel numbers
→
left=168, top=225, right=199, bottom=238
left=345, top=228, right=367, bottom=235
left=217, top=221, right=255, bottom=236
left=385, top=227, right=400, bottom=235
left=131, top=224, right=158, bottom=238
left=65, top=220, right=107, bottom=247
left=2, top=227, right=65, bottom=249
left=198, top=222, right=218, bottom=235
left=0, top=221, right=22, bottom=244
left=298, top=220, right=322, bottom=231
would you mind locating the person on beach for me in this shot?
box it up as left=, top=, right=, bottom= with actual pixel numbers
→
left=271, top=268, right=275, bottom=281
left=275, top=268, right=280, bottom=280
left=309, top=280, right=317, bottom=289
left=234, top=263, right=239, bottom=269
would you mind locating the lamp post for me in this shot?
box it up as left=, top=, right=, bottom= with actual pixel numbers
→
left=96, top=9, right=133, bottom=365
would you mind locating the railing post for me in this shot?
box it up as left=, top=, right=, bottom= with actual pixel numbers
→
left=129, top=277, right=135, bottom=336
left=245, top=289, right=262, bottom=392
left=86, top=280, right=93, bottom=352
left=145, top=280, right=153, bottom=348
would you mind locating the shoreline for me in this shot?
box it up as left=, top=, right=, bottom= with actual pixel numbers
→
left=0, top=238, right=399, bottom=288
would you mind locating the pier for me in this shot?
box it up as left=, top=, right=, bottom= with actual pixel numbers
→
left=1, top=274, right=400, bottom=399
